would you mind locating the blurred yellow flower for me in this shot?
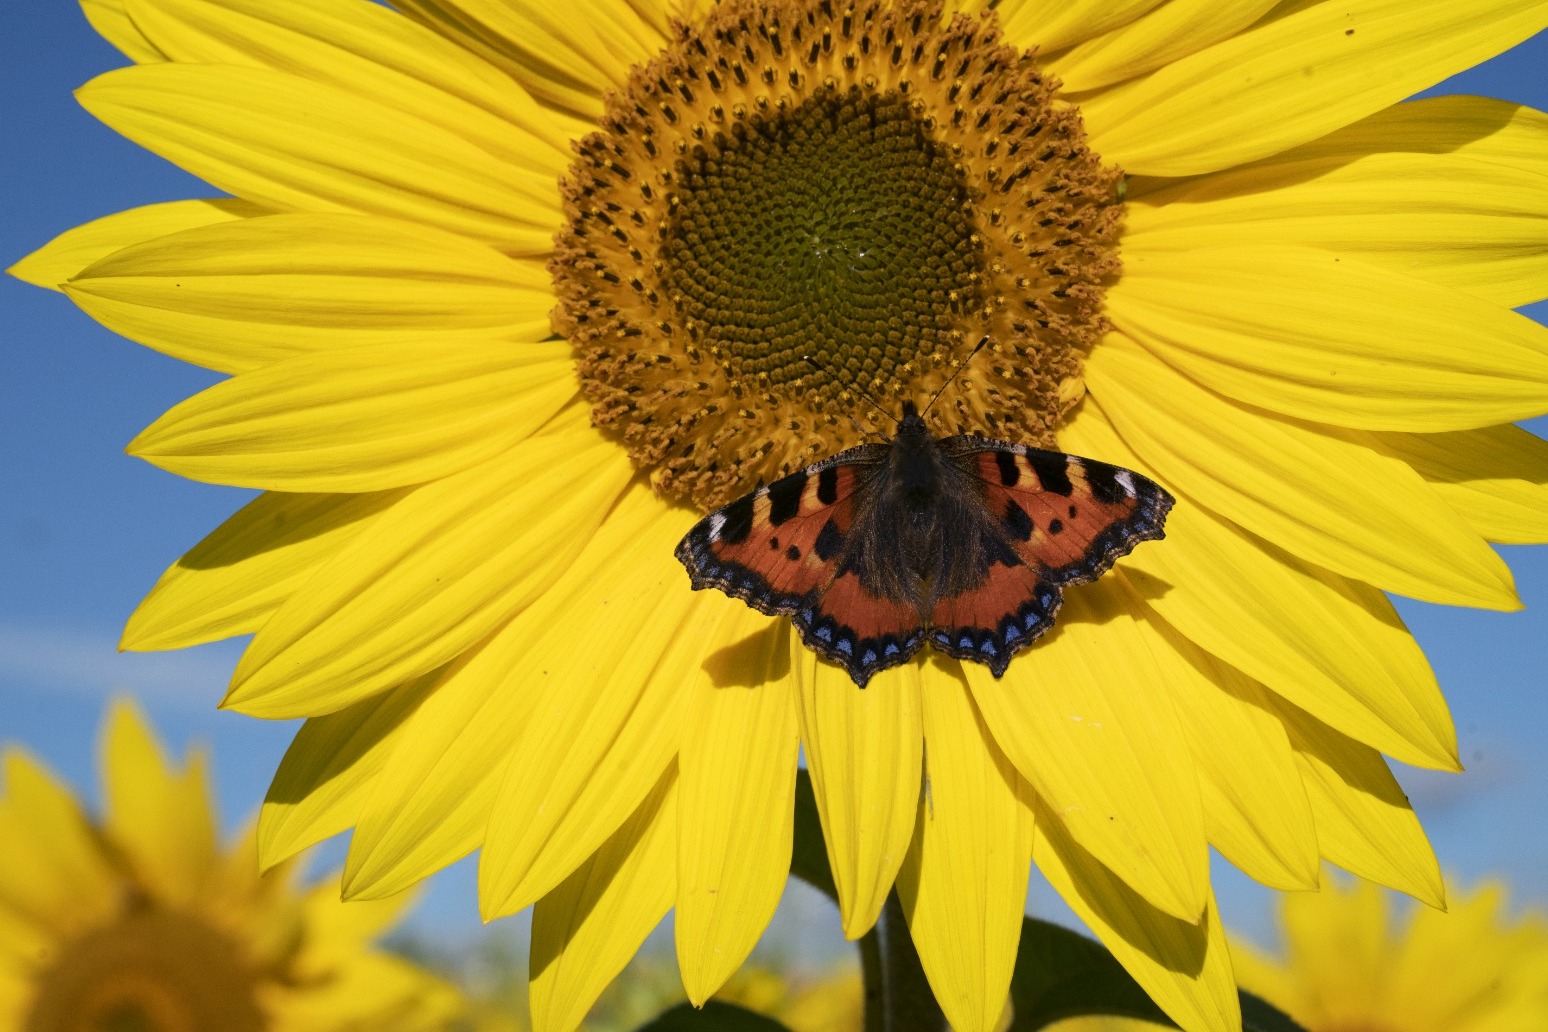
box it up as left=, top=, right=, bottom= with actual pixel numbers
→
left=1052, top=876, right=1548, bottom=1032
left=0, top=699, right=462, bottom=1032
left=14, top=1, right=1548, bottom=1030
left=1234, top=876, right=1548, bottom=1032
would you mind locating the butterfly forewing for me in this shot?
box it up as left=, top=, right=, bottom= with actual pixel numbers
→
left=674, top=445, right=880, bottom=613
left=925, top=439, right=1173, bottom=674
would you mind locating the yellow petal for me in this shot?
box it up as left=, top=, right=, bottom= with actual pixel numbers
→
left=967, top=581, right=1207, bottom=923
left=130, top=340, right=575, bottom=492
left=82, top=0, right=166, bottom=61
left=1271, top=701, right=1446, bottom=908
left=1048, top=0, right=1279, bottom=92
left=299, top=878, right=415, bottom=956
left=8, top=198, right=265, bottom=291
left=0, top=749, right=118, bottom=933
left=1061, top=405, right=1461, bottom=771
left=529, top=766, right=678, bottom=1032
left=894, top=665, right=1033, bottom=1032
left=1086, top=338, right=1518, bottom=610
left=392, top=0, right=668, bottom=121
left=1372, top=424, right=1548, bottom=544
left=1389, top=883, right=1538, bottom=1025
left=123, top=489, right=403, bottom=652
left=77, top=64, right=557, bottom=253
left=257, top=672, right=438, bottom=870
left=1122, top=604, right=1319, bottom=891
left=1253, top=878, right=1394, bottom=1025
left=276, top=950, right=462, bottom=1029
left=1109, top=245, right=1548, bottom=431
left=1125, top=98, right=1548, bottom=309
left=796, top=652, right=923, bottom=940
left=675, top=617, right=800, bottom=1005
left=126, top=0, right=573, bottom=171
left=1079, top=0, right=1548, bottom=176
left=225, top=429, right=629, bottom=719
left=341, top=489, right=681, bottom=899
left=998, top=0, right=1167, bottom=54
left=66, top=212, right=554, bottom=374
left=101, top=697, right=218, bottom=905
left=1033, top=803, right=1240, bottom=1032
left=1233, top=93, right=1548, bottom=172
left=477, top=557, right=717, bottom=920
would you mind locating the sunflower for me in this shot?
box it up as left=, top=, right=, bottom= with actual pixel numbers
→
left=1058, top=875, right=1548, bottom=1032
left=1234, top=875, right=1548, bottom=1032
left=0, top=698, right=462, bottom=1032
left=12, top=0, right=1548, bottom=1029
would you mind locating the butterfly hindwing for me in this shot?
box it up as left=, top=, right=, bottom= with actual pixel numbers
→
left=791, top=572, right=927, bottom=685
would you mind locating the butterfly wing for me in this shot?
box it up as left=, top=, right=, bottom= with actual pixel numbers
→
left=675, top=446, right=927, bottom=686
left=927, top=439, right=1173, bottom=675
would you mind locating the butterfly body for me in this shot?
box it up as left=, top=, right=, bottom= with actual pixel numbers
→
left=675, top=402, right=1173, bottom=686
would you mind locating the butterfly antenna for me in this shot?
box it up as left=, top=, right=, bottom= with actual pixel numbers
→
left=921, top=335, right=990, bottom=417
left=802, top=355, right=895, bottom=431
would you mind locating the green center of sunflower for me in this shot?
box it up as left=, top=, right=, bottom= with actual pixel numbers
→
left=551, top=0, right=1123, bottom=510
left=24, top=908, right=266, bottom=1032
left=661, top=85, right=985, bottom=400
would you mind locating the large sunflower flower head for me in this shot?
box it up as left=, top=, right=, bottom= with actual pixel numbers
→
left=0, top=697, right=463, bottom=1032
left=1233, top=874, right=1548, bottom=1032
left=12, top=0, right=1548, bottom=1029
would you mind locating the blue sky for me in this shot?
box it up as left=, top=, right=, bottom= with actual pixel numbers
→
left=3, top=3, right=1546, bottom=965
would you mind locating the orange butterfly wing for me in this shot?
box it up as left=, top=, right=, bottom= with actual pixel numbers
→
left=675, top=448, right=927, bottom=684
left=926, top=441, right=1172, bottom=674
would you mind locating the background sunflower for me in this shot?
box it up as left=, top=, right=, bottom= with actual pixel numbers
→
left=1050, top=873, right=1548, bottom=1031
left=0, top=698, right=462, bottom=1031
left=2, top=2, right=1547, bottom=1030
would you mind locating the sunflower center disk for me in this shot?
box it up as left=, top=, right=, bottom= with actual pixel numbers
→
left=664, top=86, right=983, bottom=404
left=551, top=0, right=1124, bottom=510
left=24, top=909, right=266, bottom=1032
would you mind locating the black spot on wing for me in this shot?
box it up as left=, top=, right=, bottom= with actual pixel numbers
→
left=717, top=494, right=754, bottom=544
left=814, top=518, right=846, bottom=561
left=1083, top=462, right=1127, bottom=505
left=1041, top=472, right=1175, bottom=587
left=785, top=545, right=801, bottom=561
left=1026, top=451, right=1074, bottom=496
left=766, top=471, right=807, bottom=526
left=1048, top=518, right=1063, bottom=534
left=995, top=450, right=1020, bottom=486
left=1004, top=499, right=1034, bottom=541
left=817, top=465, right=839, bottom=505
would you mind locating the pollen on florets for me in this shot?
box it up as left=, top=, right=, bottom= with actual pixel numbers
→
left=551, top=0, right=1123, bottom=510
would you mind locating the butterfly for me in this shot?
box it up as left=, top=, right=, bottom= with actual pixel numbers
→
left=675, top=401, right=1174, bottom=687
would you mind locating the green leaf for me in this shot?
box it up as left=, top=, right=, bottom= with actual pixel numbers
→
left=1009, top=918, right=1306, bottom=1032
left=635, top=1000, right=794, bottom=1032
left=790, top=769, right=837, bottom=902
left=1238, top=992, right=1309, bottom=1032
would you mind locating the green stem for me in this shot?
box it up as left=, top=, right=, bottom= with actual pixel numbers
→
left=859, top=892, right=947, bottom=1032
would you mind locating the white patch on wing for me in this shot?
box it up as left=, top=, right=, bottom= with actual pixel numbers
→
left=1114, top=470, right=1135, bottom=495
left=708, top=513, right=726, bottom=540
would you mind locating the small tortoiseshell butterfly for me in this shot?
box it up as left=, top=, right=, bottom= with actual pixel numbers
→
left=675, top=401, right=1174, bottom=686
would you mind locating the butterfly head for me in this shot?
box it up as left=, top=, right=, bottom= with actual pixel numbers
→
left=897, top=399, right=929, bottom=437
